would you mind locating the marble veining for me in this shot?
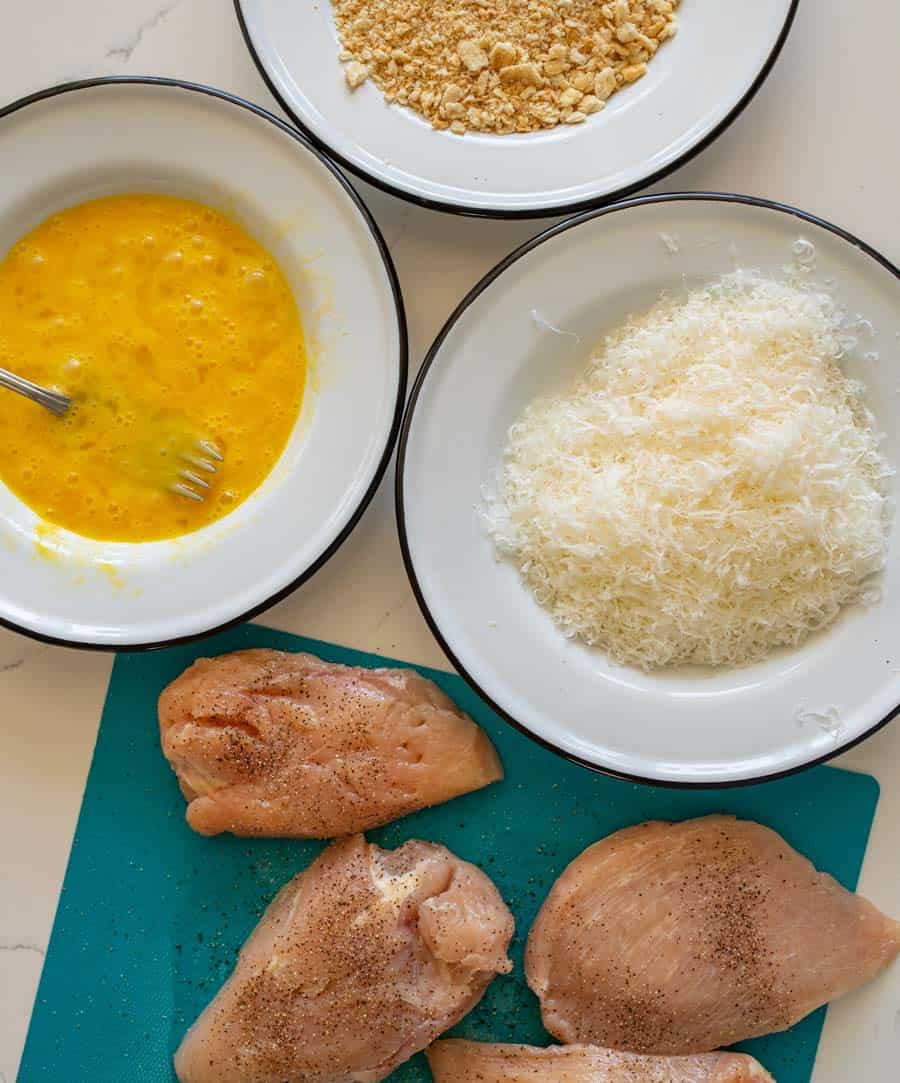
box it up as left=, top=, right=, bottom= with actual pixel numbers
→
left=105, top=1, right=182, bottom=62
left=0, top=944, right=44, bottom=957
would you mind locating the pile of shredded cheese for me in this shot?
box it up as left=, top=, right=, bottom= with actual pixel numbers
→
left=487, top=271, right=891, bottom=669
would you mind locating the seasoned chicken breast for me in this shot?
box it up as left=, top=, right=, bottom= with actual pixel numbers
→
left=175, top=835, right=514, bottom=1083
left=526, top=816, right=900, bottom=1054
left=427, top=1040, right=775, bottom=1083
left=159, top=649, right=502, bottom=837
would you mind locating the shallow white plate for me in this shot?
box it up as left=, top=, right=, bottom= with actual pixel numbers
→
left=0, top=78, right=406, bottom=648
left=398, top=194, right=900, bottom=785
left=236, top=0, right=797, bottom=217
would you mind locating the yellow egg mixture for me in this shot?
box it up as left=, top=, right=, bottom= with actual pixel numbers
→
left=0, top=194, right=306, bottom=542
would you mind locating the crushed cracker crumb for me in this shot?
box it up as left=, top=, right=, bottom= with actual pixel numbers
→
left=333, top=0, right=679, bottom=135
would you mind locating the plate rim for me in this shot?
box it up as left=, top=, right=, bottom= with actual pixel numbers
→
left=0, top=75, right=409, bottom=652
left=395, top=190, right=900, bottom=788
left=234, top=0, right=801, bottom=220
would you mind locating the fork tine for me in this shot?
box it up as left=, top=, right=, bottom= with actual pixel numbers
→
left=179, top=469, right=211, bottom=489
left=171, top=482, right=204, bottom=502
left=197, top=439, right=224, bottom=462
left=182, top=454, right=217, bottom=473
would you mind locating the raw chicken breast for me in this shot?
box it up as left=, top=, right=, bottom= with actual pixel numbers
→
left=526, top=816, right=900, bottom=1053
left=174, top=834, right=514, bottom=1083
left=427, top=1040, right=775, bottom=1083
left=159, top=649, right=502, bottom=837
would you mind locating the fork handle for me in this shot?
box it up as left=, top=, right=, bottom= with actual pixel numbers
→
left=0, top=367, right=71, bottom=416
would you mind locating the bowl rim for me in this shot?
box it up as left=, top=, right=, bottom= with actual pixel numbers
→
left=233, top=0, right=801, bottom=220
left=0, top=75, right=409, bottom=652
left=395, top=190, right=900, bottom=788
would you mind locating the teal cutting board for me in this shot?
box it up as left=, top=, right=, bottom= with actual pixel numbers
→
left=19, top=623, right=881, bottom=1083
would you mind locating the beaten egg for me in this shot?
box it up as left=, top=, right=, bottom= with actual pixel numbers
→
left=0, top=194, right=306, bottom=542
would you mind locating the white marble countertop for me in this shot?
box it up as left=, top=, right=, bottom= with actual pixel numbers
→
left=1, top=2, right=899, bottom=1081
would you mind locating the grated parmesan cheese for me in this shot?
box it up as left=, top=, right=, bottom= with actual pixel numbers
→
left=659, top=232, right=681, bottom=255
left=486, top=271, right=892, bottom=670
left=531, top=309, right=581, bottom=342
left=795, top=704, right=843, bottom=742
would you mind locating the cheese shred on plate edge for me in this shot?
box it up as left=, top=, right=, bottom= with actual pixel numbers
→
left=486, top=270, right=892, bottom=670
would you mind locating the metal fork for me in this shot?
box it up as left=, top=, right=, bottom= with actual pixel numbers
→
left=171, top=440, right=224, bottom=502
left=0, top=367, right=71, bottom=416
left=0, top=366, right=224, bottom=501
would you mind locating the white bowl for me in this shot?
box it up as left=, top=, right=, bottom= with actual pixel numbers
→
left=0, top=78, right=406, bottom=648
left=398, top=194, right=900, bottom=786
left=235, top=0, right=797, bottom=217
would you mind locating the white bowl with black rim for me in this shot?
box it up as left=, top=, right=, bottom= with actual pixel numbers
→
left=397, top=193, right=900, bottom=786
left=235, top=0, right=798, bottom=217
left=0, top=77, right=406, bottom=649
